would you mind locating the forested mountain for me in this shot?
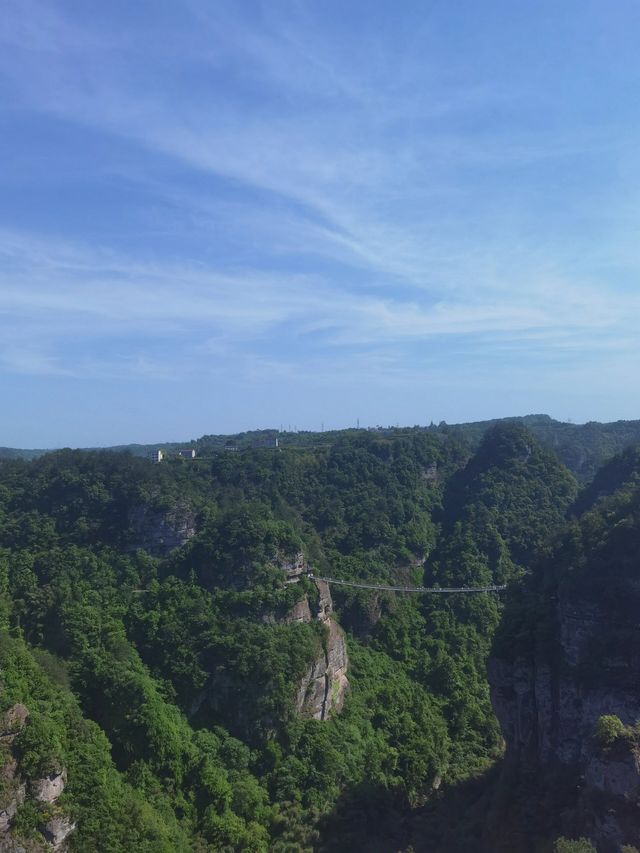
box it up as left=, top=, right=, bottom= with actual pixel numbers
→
left=439, top=414, right=640, bottom=483
left=0, top=424, right=637, bottom=851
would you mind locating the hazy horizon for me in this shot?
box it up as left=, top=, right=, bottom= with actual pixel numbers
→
left=3, top=410, right=635, bottom=452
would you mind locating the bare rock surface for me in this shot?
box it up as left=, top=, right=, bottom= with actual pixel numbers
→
left=128, top=500, right=196, bottom=556
left=30, top=770, right=65, bottom=805
left=295, top=580, right=349, bottom=720
left=279, top=552, right=306, bottom=579
left=190, top=560, right=349, bottom=728
left=285, top=598, right=312, bottom=624
left=0, top=783, right=25, bottom=835
left=39, top=815, right=76, bottom=849
left=0, top=704, right=72, bottom=851
left=0, top=753, right=26, bottom=837
left=0, top=706, right=28, bottom=742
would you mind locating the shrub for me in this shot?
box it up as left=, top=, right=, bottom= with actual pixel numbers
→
left=554, top=838, right=597, bottom=853
left=595, top=714, right=627, bottom=746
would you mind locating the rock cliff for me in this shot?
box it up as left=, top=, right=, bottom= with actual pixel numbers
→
left=487, top=478, right=640, bottom=852
left=128, top=499, right=196, bottom=556
left=187, top=554, right=349, bottom=737
left=280, top=554, right=350, bottom=719
left=294, top=580, right=349, bottom=720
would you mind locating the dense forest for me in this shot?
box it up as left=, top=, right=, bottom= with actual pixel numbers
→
left=0, top=421, right=638, bottom=851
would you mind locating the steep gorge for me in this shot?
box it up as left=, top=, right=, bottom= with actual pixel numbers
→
left=484, top=457, right=640, bottom=852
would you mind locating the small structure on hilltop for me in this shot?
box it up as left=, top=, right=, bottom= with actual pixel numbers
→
left=149, top=449, right=165, bottom=463
left=177, top=448, right=196, bottom=459
left=252, top=436, right=279, bottom=449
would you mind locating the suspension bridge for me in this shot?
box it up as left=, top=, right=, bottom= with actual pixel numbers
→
left=305, top=572, right=507, bottom=594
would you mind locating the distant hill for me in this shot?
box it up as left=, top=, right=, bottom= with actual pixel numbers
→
left=0, top=446, right=46, bottom=460
left=437, top=414, right=640, bottom=481
left=3, top=414, right=640, bottom=481
left=0, top=441, right=187, bottom=461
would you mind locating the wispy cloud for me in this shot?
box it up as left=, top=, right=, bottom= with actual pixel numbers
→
left=0, top=225, right=637, bottom=384
left=1, top=0, right=622, bottom=295
left=0, top=0, right=639, bottom=439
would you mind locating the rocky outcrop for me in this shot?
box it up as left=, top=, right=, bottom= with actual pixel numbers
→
left=584, top=739, right=640, bottom=801
left=279, top=552, right=307, bottom=580
left=0, top=705, right=73, bottom=851
left=0, top=717, right=29, bottom=842
left=486, top=448, right=640, bottom=852
left=0, top=706, right=28, bottom=743
left=39, top=816, right=76, bottom=849
left=0, top=762, right=25, bottom=836
left=285, top=597, right=312, bottom=624
left=295, top=580, right=349, bottom=721
left=189, top=562, right=349, bottom=731
left=128, top=500, right=196, bottom=556
left=422, top=462, right=439, bottom=482
left=30, top=770, right=65, bottom=805
left=279, top=553, right=349, bottom=715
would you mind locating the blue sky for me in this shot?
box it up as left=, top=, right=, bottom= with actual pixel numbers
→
left=1, top=0, right=640, bottom=446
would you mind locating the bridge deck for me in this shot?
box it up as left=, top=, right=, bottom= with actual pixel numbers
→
left=307, top=574, right=506, bottom=594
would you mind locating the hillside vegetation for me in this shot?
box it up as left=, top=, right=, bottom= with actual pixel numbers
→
left=0, top=424, right=597, bottom=851
left=5, top=414, right=640, bottom=484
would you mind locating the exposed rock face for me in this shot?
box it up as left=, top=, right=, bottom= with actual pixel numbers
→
left=0, top=704, right=73, bottom=851
left=422, top=462, right=439, bottom=482
left=0, top=705, right=29, bottom=742
left=295, top=580, right=349, bottom=721
left=584, top=740, right=640, bottom=801
left=488, top=584, right=640, bottom=852
left=277, top=553, right=349, bottom=717
left=0, top=755, right=25, bottom=838
left=30, top=770, right=65, bottom=804
left=190, top=563, right=349, bottom=730
left=0, top=776, right=25, bottom=835
left=128, top=500, right=196, bottom=556
left=279, top=552, right=306, bottom=580
left=285, top=597, right=311, bottom=624
left=39, top=816, right=76, bottom=849
left=490, top=597, right=640, bottom=766
left=314, top=580, right=334, bottom=620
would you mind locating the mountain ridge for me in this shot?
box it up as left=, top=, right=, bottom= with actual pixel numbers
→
left=5, top=414, right=640, bottom=483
